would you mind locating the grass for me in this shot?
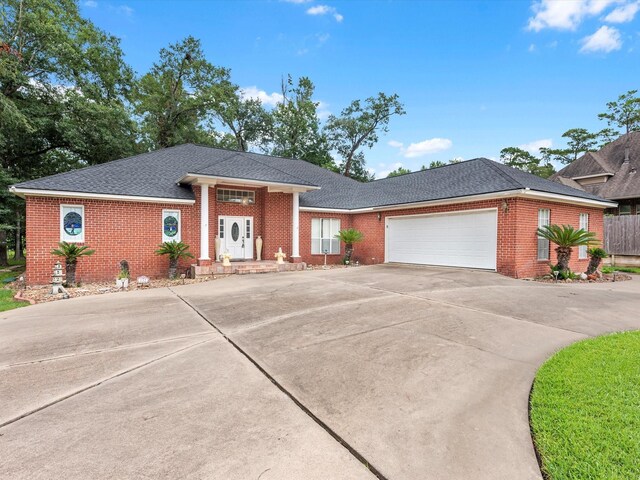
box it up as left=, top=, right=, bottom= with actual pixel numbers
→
left=0, top=254, right=28, bottom=312
left=602, top=265, right=640, bottom=274
left=530, top=331, right=640, bottom=480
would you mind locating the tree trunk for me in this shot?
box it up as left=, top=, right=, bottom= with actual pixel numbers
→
left=344, top=243, right=354, bottom=264
left=586, top=256, right=602, bottom=275
left=14, top=215, right=23, bottom=260
left=555, top=246, right=572, bottom=273
left=168, top=258, right=178, bottom=279
left=0, top=230, right=8, bottom=267
left=66, top=260, right=77, bottom=286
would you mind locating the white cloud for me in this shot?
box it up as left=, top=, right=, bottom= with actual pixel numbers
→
left=306, top=4, right=344, bottom=22
left=376, top=162, right=404, bottom=179
left=518, top=138, right=553, bottom=155
left=580, top=25, right=622, bottom=52
left=389, top=138, right=453, bottom=158
left=604, top=1, right=640, bottom=22
left=83, top=0, right=98, bottom=7
left=316, top=101, right=331, bottom=120
left=240, top=86, right=284, bottom=107
left=528, top=43, right=537, bottom=52
left=527, top=0, right=617, bottom=31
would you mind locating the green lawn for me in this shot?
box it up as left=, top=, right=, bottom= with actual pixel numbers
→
left=530, top=331, right=640, bottom=480
left=602, top=265, right=640, bottom=275
left=0, top=256, right=28, bottom=312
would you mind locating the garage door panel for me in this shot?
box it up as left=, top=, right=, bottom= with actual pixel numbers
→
left=386, top=210, right=497, bottom=270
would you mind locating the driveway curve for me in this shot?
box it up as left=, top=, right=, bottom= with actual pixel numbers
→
left=1, top=265, right=639, bottom=479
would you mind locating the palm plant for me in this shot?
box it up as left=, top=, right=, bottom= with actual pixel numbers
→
left=335, top=228, right=364, bottom=264
left=536, top=224, right=598, bottom=274
left=155, top=241, right=194, bottom=279
left=50, top=242, right=95, bottom=286
left=586, top=247, right=608, bottom=275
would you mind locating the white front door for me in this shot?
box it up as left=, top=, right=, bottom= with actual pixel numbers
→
left=220, top=216, right=253, bottom=260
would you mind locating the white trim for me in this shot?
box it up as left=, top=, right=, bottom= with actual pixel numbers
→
left=384, top=208, right=498, bottom=271
left=162, top=209, right=181, bottom=243
left=182, top=173, right=320, bottom=192
left=60, top=204, right=85, bottom=243
left=300, top=188, right=616, bottom=214
left=579, top=213, right=589, bottom=260
left=199, top=186, right=210, bottom=260
left=292, top=192, right=300, bottom=258
left=10, top=187, right=195, bottom=205
left=571, top=173, right=614, bottom=180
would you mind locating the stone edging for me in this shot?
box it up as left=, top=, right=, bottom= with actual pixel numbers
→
left=13, top=291, right=36, bottom=305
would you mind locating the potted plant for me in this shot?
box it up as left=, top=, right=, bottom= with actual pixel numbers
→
left=155, top=240, right=194, bottom=279
left=116, top=269, right=129, bottom=289
left=335, top=228, right=364, bottom=265
left=50, top=241, right=95, bottom=287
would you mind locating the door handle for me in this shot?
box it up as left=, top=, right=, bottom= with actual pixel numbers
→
left=241, top=236, right=245, bottom=249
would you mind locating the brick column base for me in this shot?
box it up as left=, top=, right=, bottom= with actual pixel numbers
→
left=290, top=256, right=302, bottom=264
left=197, top=258, right=212, bottom=267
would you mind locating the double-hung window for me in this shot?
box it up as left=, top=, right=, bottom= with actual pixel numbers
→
left=579, top=213, right=589, bottom=259
left=311, top=218, right=340, bottom=254
left=61, top=205, right=85, bottom=243
left=537, top=209, right=550, bottom=261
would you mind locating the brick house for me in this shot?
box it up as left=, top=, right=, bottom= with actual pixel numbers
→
left=10, top=144, right=615, bottom=284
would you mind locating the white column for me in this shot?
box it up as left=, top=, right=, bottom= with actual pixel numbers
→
left=291, top=191, right=300, bottom=258
left=199, top=185, right=210, bottom=261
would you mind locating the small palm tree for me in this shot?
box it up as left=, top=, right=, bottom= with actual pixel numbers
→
left=51, top=242, right=95, bottom=286
left=536, top=224, right=597, bottom=274
left=586, top=247, right=608, bottom=275
left=155, top=241, right=194, bottom=279
left=335, top=228, right=364, bottom=264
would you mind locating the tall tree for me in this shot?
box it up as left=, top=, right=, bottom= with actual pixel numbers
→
left=540, top=128, right=599, bottom=165
left=1, top=0, right=139, bottom=179
left=207, top=81, right=271, bottom=152
left=325, top=92, right=405, bottom=180
left=598, top=90, right=640, bottom=137
left=386, top=166, right=411, bottom=178
left=269, top=75, right=333, bottom=167
left=134, top=36, right=229, bottom=149
left=500, top=147, right=555, bottom=178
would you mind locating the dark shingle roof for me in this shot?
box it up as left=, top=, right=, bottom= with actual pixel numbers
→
left=13, top=144, right=610, bottom=208
left=552, top=131, right=640, bottom=200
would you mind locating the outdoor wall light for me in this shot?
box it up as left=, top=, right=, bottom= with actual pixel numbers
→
left=501, top=200, right=509, bottom=213
left=377, top=212, right=382, bottom=221
left=241, top=197, right=250, bottom=206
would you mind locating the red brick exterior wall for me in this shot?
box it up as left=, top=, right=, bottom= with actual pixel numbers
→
left=25, top=196, right=197, bottom=284
left=24, top=190, right=605, bottom=284
left=301, top=198, right=604, bottom=278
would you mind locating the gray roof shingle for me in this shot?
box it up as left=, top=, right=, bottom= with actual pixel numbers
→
left=13, top=144, right=610, bottom=208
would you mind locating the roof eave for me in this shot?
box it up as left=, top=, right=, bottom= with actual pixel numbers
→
left=179, top=173, right=320, bottom=192
left=9, top=186, right=196, bottom=205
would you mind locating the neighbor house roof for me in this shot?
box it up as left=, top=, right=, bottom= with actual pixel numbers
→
left=11, top=143, right=613, bottom=209
left=551, top=131, right=640, bottom=201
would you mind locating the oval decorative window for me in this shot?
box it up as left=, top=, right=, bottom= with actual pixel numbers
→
left=63, top=212, right=83, bottom=236
left=231, top=222, right=240, bottom=241
left=164, top=215, right=178, bottom=237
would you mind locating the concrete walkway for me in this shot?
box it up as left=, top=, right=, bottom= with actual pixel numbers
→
left=1, top=265, right=639, bottom=479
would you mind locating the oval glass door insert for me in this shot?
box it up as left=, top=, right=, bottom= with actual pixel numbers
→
left=231, top=222, right=240, bottom=241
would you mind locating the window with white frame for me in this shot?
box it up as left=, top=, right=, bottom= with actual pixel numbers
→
left=579, top=213, right=589, bottom=259
left=537, top=209, right=550, bottom=261
left=61, top=205, right=85, bottom=242
left=216, top=189, right=255, bottom=205
left=162, top=210, right=181, bottom=242
left=311, top=218, right=340, bottom=254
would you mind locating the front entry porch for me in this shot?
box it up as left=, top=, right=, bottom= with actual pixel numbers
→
left=191, top=260, right=306, bottom=278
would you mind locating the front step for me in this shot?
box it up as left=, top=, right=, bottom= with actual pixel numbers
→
left=191, top=261, right=306, bottom=278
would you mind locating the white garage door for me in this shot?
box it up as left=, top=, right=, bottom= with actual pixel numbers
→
left=386, top=209, right=497, bottom=270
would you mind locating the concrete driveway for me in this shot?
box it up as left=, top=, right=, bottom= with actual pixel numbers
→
left=1, top=265, right=639, bottom=479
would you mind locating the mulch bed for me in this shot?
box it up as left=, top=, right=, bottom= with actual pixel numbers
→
left=532, top=272, right=632, bottom=284
left=12, top=275, right=228, bottom=304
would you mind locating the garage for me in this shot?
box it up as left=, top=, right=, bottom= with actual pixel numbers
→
left=385, top=209, right=498, bottom=270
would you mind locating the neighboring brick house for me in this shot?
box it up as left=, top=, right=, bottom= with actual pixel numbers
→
left=10, top=144, right=615, bottom=284
left=551, top=131, right=640, bottom=215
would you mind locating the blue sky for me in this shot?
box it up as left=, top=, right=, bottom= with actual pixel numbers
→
left=81, top=0, right=640, bottom=177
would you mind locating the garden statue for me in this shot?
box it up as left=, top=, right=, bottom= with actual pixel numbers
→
left=275, top=247, right=287, bottom=264
left=222, top=251, right=232, bottom=266
left=51, top=261, right=68, bottom=296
